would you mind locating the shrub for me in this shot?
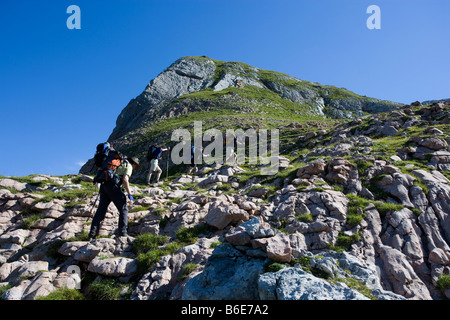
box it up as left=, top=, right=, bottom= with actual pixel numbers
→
left=136, top=249, right=167, bottom=272
left=436, top=274, right=450, bottom=294
left=179, top=263, right=198, bottom=281
left=87, top=279, right=122, bottom=300
left=264, top=262, right=286, bottom=273
left=336, top=233, right=362, bottom=251
left=133, top=233, right=169, bottom=255
left=21, top=214, right=43, bottom=230
left=355, top=160, right=373, bottom=178
left=346, top=194, right=370, bottom=227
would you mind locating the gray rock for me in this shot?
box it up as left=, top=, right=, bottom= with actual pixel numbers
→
left=87, top=257, right=138, bottom=277
left=182, top=243, right=266, bottom=300
left=258, top=267, right=369, bottom=300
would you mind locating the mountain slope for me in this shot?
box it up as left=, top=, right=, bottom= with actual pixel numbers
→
left=2, top=100, right=450, bottom=301
left=81, top=56, right=400, bottom=180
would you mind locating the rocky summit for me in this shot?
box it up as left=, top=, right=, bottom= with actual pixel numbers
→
left=2, top=57, right=450, bottom=300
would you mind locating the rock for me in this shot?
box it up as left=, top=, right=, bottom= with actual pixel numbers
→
left=181, top=243, right=266, bottom=300
left=296, top=159, right=326, bottom=178
left=21, top=271, right=56, bottom=300
left=380, top=125, right=398, bottom=136
left=251, top=233, right=292, bottom=263
left=377, top=245, right=432, bottom=299
left=175, top=201, right=199, bottom=212
left=58, top=241, right=88, bottom=257
left=3, top=261, right=49, bottom=285
left=225, top=230, right=251, bottom=246
left=1, top=279, right=31, bottom=300
left=205, top=202, right=249, bottom=229
left=429, top=248, right=450, bottom=265
left=87, top=257, right=138, bottom=277
left=258, top=267, right=369, bottom=300
left=375, top=172, right=415, bottom=207
left=0, top=229, right=30, bottom=245
left=248, top=187, right=269, bottom=198
left=419, top=137, right=448, bottom=150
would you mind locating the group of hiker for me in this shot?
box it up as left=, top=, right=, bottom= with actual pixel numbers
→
left=88, top=136, right=241, bottom=239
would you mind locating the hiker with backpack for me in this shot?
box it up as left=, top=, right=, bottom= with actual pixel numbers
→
left=224, top=133, right=241, bottom=166
left=89, top=143, right=140, bottom=239
left=146, top=144, right=168, bottom=185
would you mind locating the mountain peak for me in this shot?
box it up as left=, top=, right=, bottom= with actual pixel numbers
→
left=109, top=56, right=401, bottom=142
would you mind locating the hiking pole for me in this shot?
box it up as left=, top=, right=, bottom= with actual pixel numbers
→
left=86, top=183, right=100, bottom=223
left=166, top=146, right=170, bottom=180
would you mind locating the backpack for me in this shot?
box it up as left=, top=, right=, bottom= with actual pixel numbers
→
left=147, top=145, right=162, bottom=161
left=93, top=142, right=124, bottom=185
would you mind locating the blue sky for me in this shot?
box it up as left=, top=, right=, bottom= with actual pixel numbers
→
left=1, top=0, right=449, bottom=177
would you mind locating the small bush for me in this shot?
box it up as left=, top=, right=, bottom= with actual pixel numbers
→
left=0, top=284, right=11, bottom=297
left=133, top=233, right=169, bottom=255
left=21, top=214, right=43, bottom=230
left=436, top=274, right=450, bottom=294
left=152, top=206, right=168, bottom=216
left=136, top=249, right=167, bottom=272
left=346, top=194, right=370, bottom=227
left=179, top=263, right=198, bottom=281
left=87, top=279, right=122, bottom=300
left=264, top=262, right=286, bottom=273
left=355, top=160, right=373, bottom=178
left=336, top=233, right=362, bottom=251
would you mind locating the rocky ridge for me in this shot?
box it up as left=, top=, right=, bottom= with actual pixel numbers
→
left=2, top=101, right=450, bottom=300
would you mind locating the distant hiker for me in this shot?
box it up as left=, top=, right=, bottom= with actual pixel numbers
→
left=224, top=134, right=241, bottom=165
left=89, top=143, right=140, bottom=239
left=146, top=144, right=168, bottom=185
left=188, top=144, right=199, bottom=174
left=188, top=144, right=208, bottom=174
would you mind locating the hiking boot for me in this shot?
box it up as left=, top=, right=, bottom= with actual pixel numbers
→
left=88, top=226, right=98, bottom=241
left=117, top=229, right=128, bottom=237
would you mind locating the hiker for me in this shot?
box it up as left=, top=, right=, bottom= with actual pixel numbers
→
left=188, top=144, right=209, bottom=174
left=89, top=156, right=140, bottom=239
left=188, top=144, right=199, bottom=174
left=146, top=144, right=168, bottom=185
left=224, top=134, right=241, bottom=165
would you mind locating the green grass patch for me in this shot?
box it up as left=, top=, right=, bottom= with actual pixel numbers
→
left=346, top=194, right=370, bottom=227
left=331, top=277, right=377, bottom=300
left=21, top=213, right=43, bottom=230
left=179, top=263, right=198, bottom=281
left=335, top=232, right=362, bottom=251
left=175, top=225, right=212, bottom=246
left=373, top=201, right=404, bottom=218
left=37, top=287, right=85, bottom=300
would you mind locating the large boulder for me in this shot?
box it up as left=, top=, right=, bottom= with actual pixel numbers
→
left=181, top=243, right=266, bottom=300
